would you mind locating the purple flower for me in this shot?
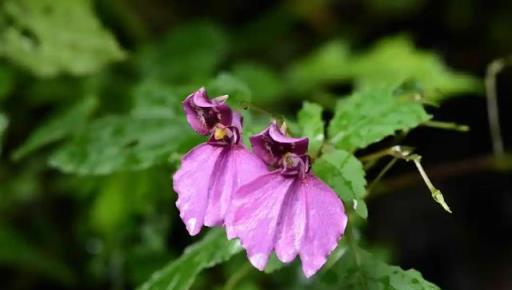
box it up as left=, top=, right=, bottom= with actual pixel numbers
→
left=173, top=88, right=267, bottom=236
left=226, top=122, right=348, bottom=278
left=182, top=87, right=232, bottom=135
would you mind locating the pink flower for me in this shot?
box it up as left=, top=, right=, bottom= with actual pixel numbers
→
left=226, top=122, right=348, bottom=277
left=173, top=88, right=267, bottom=236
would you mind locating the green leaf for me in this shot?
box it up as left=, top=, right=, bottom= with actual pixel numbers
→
left=206, top=73, right=252, bottom=106
left=312, top=149, right=367, bottom=218
left=297, top=102, right=324, bottom=157
left=138, top=229, right=241, bottom=290
left=0, top=0, right=124, bottom=77
left=0, top=113, right=7, bottom=155
left=287, top=41, right=352, bottom=92
left=13, top=97, right=98, bottom=160
left=264, top=254, right=286, bottom=273
left=0, top=222, right=76, bottom=285
left=286, top=37, right=480, bottom=101
left=232, top=63, right=284, bottom=104
left=90, top=170, right=168, bottom=234
left=137, top=22, right=228, bottom=83
left=0, top=64, right=14, bottom=100
left=49, top=114, right=197, bottom=175
left=316, top=248, right=441, bottom=290
left=328, top=85, right=431, bottom=151
left=351, top=36, right=481, bottom=101
left=353, top=199, right=369, bottom=219
left=130, top=80, right=184, bottom=119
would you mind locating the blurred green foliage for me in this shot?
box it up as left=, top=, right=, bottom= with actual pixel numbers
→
left=0, top=113, right=7, bottom=155
left=288, top=37, right=481, bottom=101
left=0, top=0, right=125, bottom=77
left=0, top=0, right=500, bottom=289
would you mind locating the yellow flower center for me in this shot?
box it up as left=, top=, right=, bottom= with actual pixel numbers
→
left=214, top=127, right=229, bottom=140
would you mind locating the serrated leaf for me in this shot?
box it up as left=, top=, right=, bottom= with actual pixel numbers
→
left=137, top=22, right=227, bottom=83
left=351, top=36, right=481, bottom=101
left=315, top=248, right=441, bottom=290
left=298, top=102, right=324, bottom=157
left=328, top=85, right=431, bottom=151
left=13, top=97, right=98, bottom=160
left=0, top=0, right=124, bottom=77
left=312, top=149, right=367, bottom=218
left=232, top=63, right=284, bottom=104
left=0, top=113, right=7, bottom=155
left=49, top=115, right=198, bottom=175
left=138, top=229, right=241, bottom=290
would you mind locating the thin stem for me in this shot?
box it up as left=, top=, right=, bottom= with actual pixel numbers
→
left=360, top=146, right=414, bottom=163
left=366, top=157, right=398, bottom=196
left=360, top=146, right=452, bottom=213
left=241, top=102, right=276, bottom=118
left=409, top=155, right=452, bottom=213
left=423, top=120, right=470, bottom=132
left=370, top=153, right=512, bottom=197
left=485, top=57, right=509, bottom=158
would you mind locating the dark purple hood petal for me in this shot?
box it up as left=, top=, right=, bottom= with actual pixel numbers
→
left=250, top=121, right=308, bottom=167
left=183, top=87, right=233, bottom=135
left=207, top=112, right=243, bottom=146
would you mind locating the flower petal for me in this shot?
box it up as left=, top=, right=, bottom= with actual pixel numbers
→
left=203, top=145, right=268, bottom=226
left=226, top=172, right=294, bottom=270
left=173, top=143, right=267, bottom=236
left=226, top=173, right=347, bottom=277
left=298, top=175, right=347, bottom=278
left=183, top=88, right=232, bottom=135
left=250, top=122, right=308, bottom=166
left=274, top=180, right=306, bottom=263
left=173, top=143, right=225, bottom=235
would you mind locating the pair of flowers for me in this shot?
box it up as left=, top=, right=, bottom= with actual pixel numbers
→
left=172, top=88, right=348, bottom=277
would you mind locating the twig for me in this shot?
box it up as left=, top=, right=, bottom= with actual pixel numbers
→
left=361, top=146, right=452, bottom=213
left=370, top=153, right=512, bottom=196
left=408, top=155, right=452, bottom=213
left=423, top=120, right=470, bottom=132
left=485, top=57, right=510, bottom=158
left=366, top=157, right=398, bottom=196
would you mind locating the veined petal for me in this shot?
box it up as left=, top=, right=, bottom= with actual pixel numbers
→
left=226, top=172, right=347, bottom=277
left=173, top=144, right=224, bottom=235
left=173, top=143, right=267, bottom=236
left=274, top=180, right=307, bottom=263
left=226, top=172, right=295, bottom=270
left=298, top=175, right=347, bottom=278
left=203, top=145, right=268, bottom=226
